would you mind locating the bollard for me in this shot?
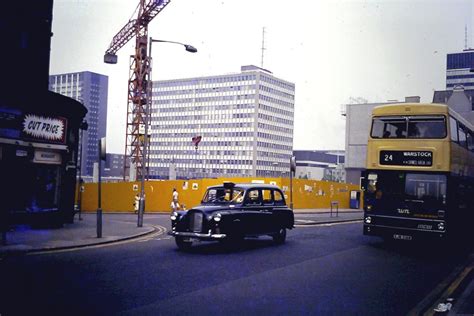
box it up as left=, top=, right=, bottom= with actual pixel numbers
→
left=330, top=201, right=339, bottom=218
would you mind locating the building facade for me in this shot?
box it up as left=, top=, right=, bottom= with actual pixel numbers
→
left=149, top=65, right=295, bottom=179
left=433, top=86, right=474, bottom=125
left=343, top=96, right=420, bottom=185
left=293, top=150, right=345, bottom=181
left=446, top=49, right=474, bottom=90
left=49, top=72, right=108, bottom=177
left=103, top=153, right=125, bottom=179
left=0, top=1, right=87, bottom=225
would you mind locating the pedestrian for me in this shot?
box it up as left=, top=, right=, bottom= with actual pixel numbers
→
left=171, top=188, right=180, bottom=211
left=134, top=194, right=140, bottom=213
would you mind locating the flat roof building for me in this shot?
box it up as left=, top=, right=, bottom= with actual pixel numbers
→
left=293, top=150, right=345, bottom=182
left=150, top=65, right=295, bottom=179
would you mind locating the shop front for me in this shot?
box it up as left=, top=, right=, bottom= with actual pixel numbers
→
left=0, top=92, right=86, bottom=226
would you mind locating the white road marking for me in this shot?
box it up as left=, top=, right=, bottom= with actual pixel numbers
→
left=295, top=220, right=362, bottom=228
left=26, top=225, right=168, bottom=255
left=138, top=234, right=172, bottom=243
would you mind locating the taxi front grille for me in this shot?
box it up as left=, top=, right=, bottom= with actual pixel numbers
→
left=189, top=212, right=203, bottom=232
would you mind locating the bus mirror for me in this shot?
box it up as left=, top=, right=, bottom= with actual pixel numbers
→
left=359, top=176, right=366, bottom=191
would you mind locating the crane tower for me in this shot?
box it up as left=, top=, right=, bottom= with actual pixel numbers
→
left=104, top=0, right=172, bottom=180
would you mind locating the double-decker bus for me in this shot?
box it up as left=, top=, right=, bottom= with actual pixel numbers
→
left=362, top=103, right=474, bottom=242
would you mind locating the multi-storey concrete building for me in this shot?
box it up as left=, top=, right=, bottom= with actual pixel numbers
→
left=446, top=49, right=474, bottom=90
left=293, top=150, right=345, bottom=182
left=149, top=65, right=295, bottom=179
left=49, top=71, right=108, bottom=176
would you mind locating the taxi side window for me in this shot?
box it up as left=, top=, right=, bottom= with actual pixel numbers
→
left=245, top=189, right=261, bottom=205
left=274, top=190, right=285, bottom=206
left=262, top=189, right=273, bottom=205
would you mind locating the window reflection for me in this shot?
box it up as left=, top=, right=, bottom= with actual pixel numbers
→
left=405, top=173, right=446, bottom=202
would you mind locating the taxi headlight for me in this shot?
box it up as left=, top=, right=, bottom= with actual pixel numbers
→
left=365, top=216, right=372, bottom=224
left=213, top=213, right=222, bottom=222
left=170, top=211, right=179, bottom=221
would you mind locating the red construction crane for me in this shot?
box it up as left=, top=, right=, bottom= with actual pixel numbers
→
left=104, top=0, right=172, bottom=180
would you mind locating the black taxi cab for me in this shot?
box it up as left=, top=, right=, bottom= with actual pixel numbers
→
left=169, top=182, right=294, bottom=250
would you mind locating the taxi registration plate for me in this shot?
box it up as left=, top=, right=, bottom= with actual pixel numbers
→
left=393, top=234, right=413, bottom=241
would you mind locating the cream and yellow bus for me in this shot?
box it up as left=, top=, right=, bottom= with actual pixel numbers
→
left=363, top=103, right=474, bottom=242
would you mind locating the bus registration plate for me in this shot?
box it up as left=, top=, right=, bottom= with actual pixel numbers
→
left=393, top=234, right=413, bottom=241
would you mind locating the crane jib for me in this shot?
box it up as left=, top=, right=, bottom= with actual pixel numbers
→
left=104, top=0, right=172, bottom=56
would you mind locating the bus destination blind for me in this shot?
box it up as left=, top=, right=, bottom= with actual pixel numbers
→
left=379, top=150, right=433, bottom=166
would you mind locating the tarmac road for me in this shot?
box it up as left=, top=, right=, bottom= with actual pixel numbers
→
left=1, top=213, right=472, bottom=315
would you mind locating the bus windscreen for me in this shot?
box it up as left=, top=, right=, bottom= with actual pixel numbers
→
left=371, top=115, right=446, bottom=139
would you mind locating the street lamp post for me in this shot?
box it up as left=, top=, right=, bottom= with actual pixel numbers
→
left=137, top=37, right=197, bottom=227
left=150, top=38, right=197, bottom=54
left=290, top=156, right=296, bottom=210
left=77, top=120, right=88, bottom=221
left=272, top=161, right=278, bottom=178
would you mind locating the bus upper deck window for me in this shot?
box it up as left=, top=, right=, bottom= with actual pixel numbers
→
left=371, top=116, right=407, bottom=138
left=407, top=116, right=446, bottom=139
left=450, top=116, right=458, bottom=142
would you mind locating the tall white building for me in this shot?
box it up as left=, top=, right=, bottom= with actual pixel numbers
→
left=149, top=65, right=295, bottom=179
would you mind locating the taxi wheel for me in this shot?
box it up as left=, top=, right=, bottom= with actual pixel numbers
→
left=175, top=237, right=192, bottom=251
left=273, top=228, right=287, bottom=244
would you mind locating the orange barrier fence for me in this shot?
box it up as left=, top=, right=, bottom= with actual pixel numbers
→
left=77, top=177, right=361, bottom=213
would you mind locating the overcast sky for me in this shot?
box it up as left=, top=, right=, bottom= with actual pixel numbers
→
left=50, top=0, right=473, bottom=154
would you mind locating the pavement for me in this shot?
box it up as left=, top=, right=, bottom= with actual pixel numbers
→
left=0, top=213, right=156, bottom=255
left=0, top=208, right=361, bottom=254
left=0, top=208, right=472, bottom=315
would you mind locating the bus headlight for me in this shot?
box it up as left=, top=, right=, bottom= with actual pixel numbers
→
left=437, top=222, right=445, bottom=231
left=170, top=211, right=179, bottom=221
left=365, top=216, right=372, bottom=224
